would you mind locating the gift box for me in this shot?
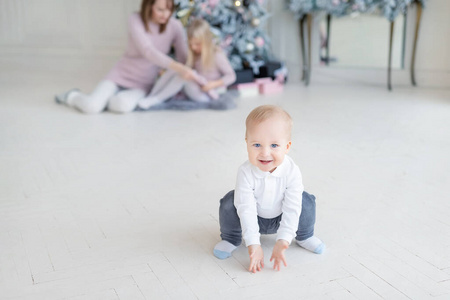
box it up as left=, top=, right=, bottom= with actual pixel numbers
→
left=234, top=82, right=259, bottom=97
left=258, top=81, right=284, bottom=95
left=254, top=77, right=273, bottom=85
left=234, top=69, right=255, bottom=84
left=258, top=61, right=282, bottom=79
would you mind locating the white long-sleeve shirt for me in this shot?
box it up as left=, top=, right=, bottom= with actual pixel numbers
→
left=234, top=155, right=304, bottom=246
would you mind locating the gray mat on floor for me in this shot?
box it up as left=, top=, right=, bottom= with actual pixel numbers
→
left=136, top=91, right=238, bottom=111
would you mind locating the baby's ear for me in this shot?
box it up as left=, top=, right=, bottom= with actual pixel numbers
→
left=286, top=141, right=292, bottom=153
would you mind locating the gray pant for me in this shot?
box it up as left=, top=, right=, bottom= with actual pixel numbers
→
left=219, top=190, right=317, bottom=246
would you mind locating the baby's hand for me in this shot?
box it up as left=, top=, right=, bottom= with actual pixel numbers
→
left=248, top=244, right=264, bottom=273
left=270, top=240, right=289, bottom=271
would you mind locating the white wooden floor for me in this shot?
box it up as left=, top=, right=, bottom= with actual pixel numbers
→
left=1, top=57, right=450, bottom=299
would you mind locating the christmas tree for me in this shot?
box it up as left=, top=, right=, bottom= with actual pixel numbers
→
left=175, top=0, right=272, bottom=74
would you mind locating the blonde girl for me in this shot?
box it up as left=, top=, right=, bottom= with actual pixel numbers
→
left=137, top=18, right=236, bottom=109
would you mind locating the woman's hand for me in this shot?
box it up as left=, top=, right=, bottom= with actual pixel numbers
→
left=168, top=61, right=196, bottom=81
left=181, top=68, right=197, bottom=81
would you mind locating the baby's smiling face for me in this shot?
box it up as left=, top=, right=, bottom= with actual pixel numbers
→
left=245, top=116, right=291, bottom=173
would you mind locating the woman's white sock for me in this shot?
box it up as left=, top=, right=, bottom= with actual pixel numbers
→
left=137, top=96, right=160, bottom=109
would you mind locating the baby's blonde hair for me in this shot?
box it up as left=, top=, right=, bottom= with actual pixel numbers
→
left=186, top=18, right=216, bottom=70
left=245, top=105, right=293, bottom=139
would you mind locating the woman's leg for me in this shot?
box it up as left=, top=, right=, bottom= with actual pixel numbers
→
left=138, top=70, right=185, bottom=109
left=67, top=80, right=119, bottom=114
left=183, top=81, right=211, bottom=103
left=107, top=88, right=146, bottom=113
left=149, top=70, right=180, bottom=96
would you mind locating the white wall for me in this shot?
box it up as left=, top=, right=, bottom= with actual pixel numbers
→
left=0, top=0, right=140, bottom=57
left=0, top=0, right=449, bottom=75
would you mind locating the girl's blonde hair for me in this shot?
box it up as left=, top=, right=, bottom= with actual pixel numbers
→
left=186, top=19, right=217, bottom=70
left=140, top=0, right=174, bottom=33
left=245, top=105, right=293, bottom=139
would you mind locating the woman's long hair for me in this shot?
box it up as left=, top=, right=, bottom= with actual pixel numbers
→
left=186, top=19, right=217, bottom=71
left=140, top=0, right=174, bottom=33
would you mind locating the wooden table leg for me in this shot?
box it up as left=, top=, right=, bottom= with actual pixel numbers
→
left=411, top=1, right=423, bottom=86
left=401, top=12, right=407, bottom=69
left=306, top=13, right=313, bottom=85
left=388, top=21, right=394, bottom=91
left=299, top=16, right=307, bottom=82
left=326, top=14, right=331, bottom=66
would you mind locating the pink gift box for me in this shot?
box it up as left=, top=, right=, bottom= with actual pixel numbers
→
left=254, top=77, right=273, bottom=84
left=259, top=81, right=284, bottom=94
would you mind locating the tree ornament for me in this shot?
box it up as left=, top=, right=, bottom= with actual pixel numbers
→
left=255, top=36, right=264, bottom=47
left=208, top=0, right=219, bottom=8
left=251, top=18, right=260, bottom=27
left=245, top=42, right=255, bottom=53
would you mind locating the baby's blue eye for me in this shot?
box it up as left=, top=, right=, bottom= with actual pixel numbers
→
left=253, top=143, right=261, bottom=148
left=271, top=144, right=278, bottom=148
